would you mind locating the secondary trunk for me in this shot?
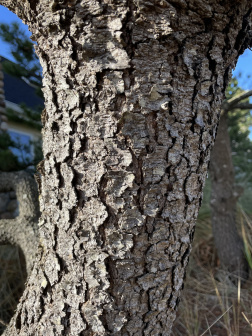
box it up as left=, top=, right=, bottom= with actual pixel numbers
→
left=0, top=171, right=39, bottom=330
left=209, top=113, right=249, bottom=280
left=0, top=171, right=39, bottom=274
left=1, top=1, right=252, bottom=335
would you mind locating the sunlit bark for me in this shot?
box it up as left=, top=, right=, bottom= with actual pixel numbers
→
left=0, top=1, right=251, bottom=335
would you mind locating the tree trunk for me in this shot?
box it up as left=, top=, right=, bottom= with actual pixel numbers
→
left=0, top=171, right=39, bottom=331
left=1, top=1, right=252, bottom=335
left=209, top=113, right=249, bottom=280
left=0, top=171, right=39, bottom=274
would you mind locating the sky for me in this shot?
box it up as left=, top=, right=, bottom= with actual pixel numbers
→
left=0, top=5, right=31, bottom=62
left=0, top=5, right=252, bottom=89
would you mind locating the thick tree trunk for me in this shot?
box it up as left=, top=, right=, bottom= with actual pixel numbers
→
left=1, top=1, right=252, bottom=335
left=209, top=113, right=249, bottom=280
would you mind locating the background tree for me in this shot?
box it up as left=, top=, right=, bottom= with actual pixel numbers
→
left=0, top=1, right=251, bottom=335
left=0, top=22, right=42, bottom=88
left=209, top=81, right=252, bottom=281
left=228, top=79, right=252, bottom=184
left=0, top=171, right=39, bottom=333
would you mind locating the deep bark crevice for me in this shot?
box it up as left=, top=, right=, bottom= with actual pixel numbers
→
left=0, top=0, right=252, bottom=335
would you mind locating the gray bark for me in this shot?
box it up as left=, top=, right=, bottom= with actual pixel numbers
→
left=0, top=1, right=252, bottom=335
left=0, top=171, right=39, bottom=274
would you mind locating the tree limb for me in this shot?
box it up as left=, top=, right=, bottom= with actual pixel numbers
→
left=231, top=102, right=252, bottom=110
left=222, top=89, right=252, bottom=111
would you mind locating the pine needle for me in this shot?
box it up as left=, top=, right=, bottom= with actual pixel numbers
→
left=0, top=318, right=7, bottom=327
left=242, top=312, right=252, bottom=330
left=199, top=305, right=233, bottom=336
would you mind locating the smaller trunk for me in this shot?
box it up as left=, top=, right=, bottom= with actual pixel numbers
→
left=209, top=114, right=249, bottom=281
left=0, top=171, right=39, bottom=274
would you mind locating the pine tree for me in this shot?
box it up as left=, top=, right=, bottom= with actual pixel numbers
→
left=0, top=1, right=251, bottom=335
left=0, top=22, right=42, bottom=88
left=209, top=77, right=252, bottom=280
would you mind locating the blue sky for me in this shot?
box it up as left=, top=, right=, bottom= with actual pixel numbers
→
left=0, top=5, right=252, bottom=89
left=0, top=5, right=31, bottom=62
left=233, top=49, right=252, bottom=90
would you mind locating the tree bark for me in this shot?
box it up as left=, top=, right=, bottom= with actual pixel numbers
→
left=0, top=1, right=252, bottom=335
left=0, top=171, right=39, bottom=331
left=0, top=171, right=39, bottom=274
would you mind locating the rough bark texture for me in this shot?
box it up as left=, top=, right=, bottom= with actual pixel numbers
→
left=0, top=1, right=252, bottom=335
left=209, top=113, right=249, bottom=281
left=0, top=171, right=39, bottom=274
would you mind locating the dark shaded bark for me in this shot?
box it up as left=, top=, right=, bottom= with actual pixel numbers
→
left=0, top=1, right=251, bottom=335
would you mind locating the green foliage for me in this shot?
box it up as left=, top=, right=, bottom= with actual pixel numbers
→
left=199, top=77, right=252, bottom=217
left=226, top=78, right=252, bottom=184
left=6, top=104, right=42, bottom=131
left=0, top=22, right=42, bottom=88
left=0, top=132, right=25, bottom=171
left=0, top=130, right=43, bottom=172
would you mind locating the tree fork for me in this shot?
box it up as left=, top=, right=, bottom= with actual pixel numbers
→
left=0, top=1, right=251, bottom=335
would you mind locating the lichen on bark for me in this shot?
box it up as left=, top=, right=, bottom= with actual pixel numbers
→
left=0, top=1, right=251, bottom=335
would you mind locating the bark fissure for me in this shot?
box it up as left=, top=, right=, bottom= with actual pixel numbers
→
left=1, top=0, right=252, bottom=335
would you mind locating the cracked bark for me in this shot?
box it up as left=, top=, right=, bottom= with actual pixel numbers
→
left=0, top=1, right=251, bottom=335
